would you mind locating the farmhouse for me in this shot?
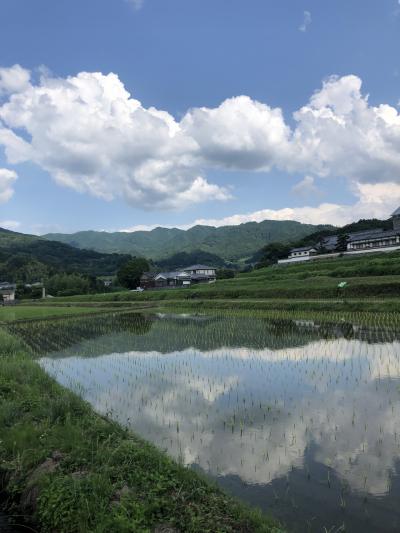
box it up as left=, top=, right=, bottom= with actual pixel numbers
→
left=320, top=229, right=387, bottom=253
left=347, top=229, right=400, bottom=252
left=139, top=272, right=156, bottom=289
left=278, top=207, right=400, bottom=264
left=287, top=246, right=317, bottom=260
left=341, top=206, right=400, bottom=254
left=0, top=282, right=16, bottom=303
left=182, top=264, right=217, bottom=283
left=182, top=264, right=216, bottom=277
left=140, top=265, right=216, bottom=289
left=154, top=271, right=191, bottom=288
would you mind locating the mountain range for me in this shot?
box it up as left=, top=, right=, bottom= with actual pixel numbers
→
left=0, top=227, right=131, bottom=283
left=44, top=220, right=334, bottom=263
left=2, top=216, right=393, bottom=284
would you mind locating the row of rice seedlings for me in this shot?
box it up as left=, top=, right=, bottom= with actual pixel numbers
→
left=37, top=312, right=400, bottom=516
left=10, top=309, right=400, bottom=358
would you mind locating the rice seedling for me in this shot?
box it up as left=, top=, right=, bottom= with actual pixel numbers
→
left=6, top=309, right=400, bottom=531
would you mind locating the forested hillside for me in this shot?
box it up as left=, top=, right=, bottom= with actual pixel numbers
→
left=0, top=228, right=131, bottom=283
left=45, top=219, right=333, bottom=261
left=156, top=250, right=226, bottom=270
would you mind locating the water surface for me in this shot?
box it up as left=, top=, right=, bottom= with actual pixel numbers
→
left=15, top=312, right=400, bottom=532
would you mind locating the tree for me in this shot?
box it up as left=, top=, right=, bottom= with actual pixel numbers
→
left=46, top=273, right=91, bottom=296
left=216, top=268, right=235, bottom=279
left=156, top=250, right=225, bottom=271
left=254, top=242, right=291, bottom=268
left=117, top=258, right=150, bottom=289
left=335, top=233, right=349, bottom=252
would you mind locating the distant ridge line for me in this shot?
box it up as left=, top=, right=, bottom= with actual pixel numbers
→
left=43, top=219, right=334, bottom=262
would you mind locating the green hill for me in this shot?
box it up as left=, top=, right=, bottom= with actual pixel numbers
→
left=249, top=217, right=394, bottom=266
left=44, top=220, right=333, bottom=262
left=56, top=247, right=400, bottom=307
left=0, top=227, right=131, bottom=283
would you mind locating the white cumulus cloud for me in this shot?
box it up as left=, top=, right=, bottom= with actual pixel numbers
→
left=1, top=66, right=400, bottom=216
left=119, top=182, right=400, bottom=232
left=0, top=68, right=229, bottom=209
left=181, top=95, right=291, bottom=170
left=0, top=64, right=31, bottom=96
left=189, top=183, right=400, bottom=227
left=292, top=175, right=320, bottom=198
left=289, top=75, right=400, bottom=183
left=0, top=168, right=17, bottom=203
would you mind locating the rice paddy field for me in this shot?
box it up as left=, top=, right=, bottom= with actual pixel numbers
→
left=5, top=309, right=400, bottom=532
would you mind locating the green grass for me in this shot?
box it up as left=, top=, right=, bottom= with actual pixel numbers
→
left=44, top=252, right=400, bottom=312
left=30, top=297, right=400, bottom=315
left=0, top=328, right=283, bottom=532
left=161, top=296, right=400, bottom=314
left=0, top=305, right=121, bottom=323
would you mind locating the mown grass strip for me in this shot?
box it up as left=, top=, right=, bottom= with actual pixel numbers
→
left=0, top=305, right=114, bottom=323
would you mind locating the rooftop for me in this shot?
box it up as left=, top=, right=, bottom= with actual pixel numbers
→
left=141, top=272, right=156, bottom=279
left=183, top=264, right=216, bottom=271
left=392, top=206, right=400, bottom=216
left=155, top=271, right=191, bottom=279
left=349, top=229, right=400, bottom=242
left=290, top=246, right=316, bottom=253
left=0, top=282, right=16, bottom=290
left=322, top=229, right=386, bottom=249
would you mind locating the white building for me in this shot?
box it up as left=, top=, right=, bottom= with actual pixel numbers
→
left=0, top=282, right=16, bottom=303
left=287, top=247, right=317, bottom=259
left=278, top=206, right=400, bottom=265
left=277, top=246, right=318, bottom=264
left=182, top=264, right=217, bottom=278
left=346, top=230, right=400, bottom=252
left=346, top=207, right=400, bottom=253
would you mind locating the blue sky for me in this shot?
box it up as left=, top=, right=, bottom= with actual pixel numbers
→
left=1, top=0, right=400, bottom=234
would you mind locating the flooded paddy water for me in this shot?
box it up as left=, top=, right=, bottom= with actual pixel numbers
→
left=10, top=312, right=400, bottom=532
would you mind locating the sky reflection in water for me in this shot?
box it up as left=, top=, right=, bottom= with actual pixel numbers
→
left=36, top=314, right=400, bottom=532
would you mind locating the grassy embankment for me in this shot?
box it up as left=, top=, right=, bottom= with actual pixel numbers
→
left=46, top=250, right=400, bottom=313
left=0, top=304, right=159, bottom=323
left=0, top=305, right=120, bottom=323
left=0, top=327, right=283, bottom=533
